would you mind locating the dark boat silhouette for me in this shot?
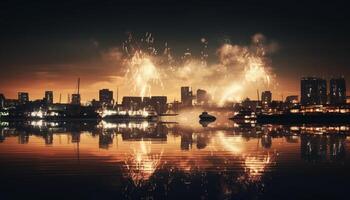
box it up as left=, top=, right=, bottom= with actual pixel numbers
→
left=199, top=120, right=213, bottom=127
left=199, top=112, right=216, bottom=122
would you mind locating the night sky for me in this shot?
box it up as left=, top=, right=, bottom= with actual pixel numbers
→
left=1, top=0, right=349, bottom=101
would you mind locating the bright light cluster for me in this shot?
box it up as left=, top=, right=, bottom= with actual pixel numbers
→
left=30, top=110, right=45, bottom=118
left=101, top=108, right=149, bottom=118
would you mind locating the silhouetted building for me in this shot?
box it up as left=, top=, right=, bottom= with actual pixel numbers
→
left=329, top=77, right=346, bottom=105
left=181, top=86, right=193, bottom=107
left=4, top=99, right=19, bottom=108
left=18, top=92, right=29, bottom=104
left=261, top=91, right=272, bottom=109
left=150, top=96, right=167, bottom=114
left=71, top=94, right=81, bottom=105
left=90, top=99, right=101, bottom=109
left=0, top=94, right=5, bottom=108
left=241, top=98, right=260, bottom=112
left=285, top=95, right=298, bottom=104
left=99, top=89, right=114, bottom=106
left=122, top=96, right=142, bottom=110
left=142, top=97, right=152, bottom=108
left=169, top=100, right=181, bottom=112
left=300, top=77, right=327, bottom=105
left=44, top=91, right=53, bottom=104
left=197, top=89, right=209, bottom=105
left=285, top=95, right=299, bottom=109
left=270, top=100, right=284, bottom=112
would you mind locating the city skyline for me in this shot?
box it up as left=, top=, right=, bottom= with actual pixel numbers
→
left=1, top=76, right=348, bottom=105
left=1, top=1, right=350, bottom=199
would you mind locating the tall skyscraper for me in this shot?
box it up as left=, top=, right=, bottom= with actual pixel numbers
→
left=18, top=92, right=29, bottom=104
left=197, top=89, right=209, bottom=105
left=329, top=77, right=346, bottom=105
left=44, top=91, right=53, bottom=104
left=181, top=86, right=193, bottom=107
left=99, top=89, right=113, bottom=106
left=300, top=77, right=327, bottom=105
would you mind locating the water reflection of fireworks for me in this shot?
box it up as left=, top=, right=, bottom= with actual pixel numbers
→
left=123, top=140, right=163, bottom=186
left=244, top=153, right=273, bottom=180
left=216, top=131, right=276, bottom=181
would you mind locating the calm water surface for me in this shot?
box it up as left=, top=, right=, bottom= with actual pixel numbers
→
left=0, top=114, right=349, bottom=199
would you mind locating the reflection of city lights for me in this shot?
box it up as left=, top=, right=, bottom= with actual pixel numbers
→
left=290, top=126, right=300, bottom=131
left=0, top=122, right=9, bottom=126
left=99, top=120, right=118, bottom=129
left=98, top=121, right=150, bottom=130
left=294, top=125, right=350, bottom=134
left=49, top=122, right=59, bottom=127
left=49, top=111, right=59, bottom=116
left=142, top=110, right=149, bottom=117
left=30, top=110, right=45, bottom=118
left=101, top=109, right=117, bottom=117
left=140, top=121, right=149, bottom=130
left=0, top=111, right=9, bottom=116
left=101, top=109, right=150, bottom=118
left=31, top=120, right=44, bottom=127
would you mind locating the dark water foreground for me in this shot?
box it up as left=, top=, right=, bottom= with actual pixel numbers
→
left=0, top=120, right=349, bottom=200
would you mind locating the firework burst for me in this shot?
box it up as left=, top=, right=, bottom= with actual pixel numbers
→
left=118, top=32, right=276, bottom=105
left=125, top=50, right=163, bottom=98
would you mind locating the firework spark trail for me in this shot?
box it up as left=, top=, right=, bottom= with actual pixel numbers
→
left=125, top=51, right=163, bottom=98
left=120, top=32, right=275, bottom=105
